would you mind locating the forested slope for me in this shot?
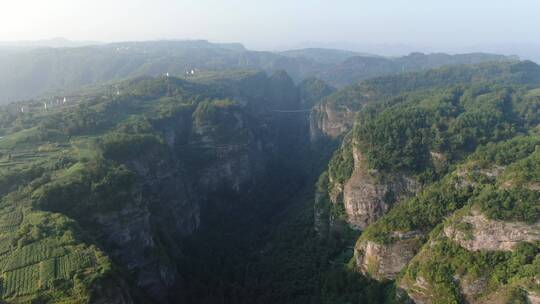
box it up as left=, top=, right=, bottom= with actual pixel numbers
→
left=314, top=61, right=540, bottom=303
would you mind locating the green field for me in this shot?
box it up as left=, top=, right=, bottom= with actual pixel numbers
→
left=0, top=201, right=109, bottom=302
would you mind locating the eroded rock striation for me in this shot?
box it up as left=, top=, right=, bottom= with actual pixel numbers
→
left=444, top=212, right=540, bottom=252
left=344, top=146, right=419, bottom=229
left=354, top=231, right=423, bottom=280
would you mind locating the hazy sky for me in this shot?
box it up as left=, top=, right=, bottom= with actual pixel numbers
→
left=1, top=0, right=539, bottom=50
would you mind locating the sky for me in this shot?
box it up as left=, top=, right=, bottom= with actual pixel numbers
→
left=1, top=0, right=539, bottom=52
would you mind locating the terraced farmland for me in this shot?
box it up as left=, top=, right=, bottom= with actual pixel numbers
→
left=1, top=263, right=40, bottom=298
left=0, top=99, right=117, bottom=302
left=0, top=209, right=22, bottom=233
left=2, top=239, right=67, bottom=272
left=0, top=251, right=96, bottom=298
left=0, top=205, right=110, bottom=302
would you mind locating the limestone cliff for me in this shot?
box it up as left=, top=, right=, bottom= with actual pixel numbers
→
left=344, top=145, right=419, bottom=229
left=83, top=142, right=199, bottom=302
left=36, top=71, right=305, bottom=303
left=310, top=102, right=356, bottom=141
left=320, top=141, right=419, bottom=232
left=107, top=72, right=301, bottom=301
left=399, top=207, right=540, bottom=304
left=351, top=158, right=511, bottom=282
left=354, top=231, right=423, bottom=280
left=444, top=211, right=540, bottom=252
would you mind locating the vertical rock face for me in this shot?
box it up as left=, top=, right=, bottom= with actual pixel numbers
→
left=471, top=289, right=540, bottom=304
left=528, top=291, right=540, bottom=304
left=319, top=142, right=422, bottom=281
left=354, top=234, right=422, bottom=280
left=461, top=278, right=488, bottom=302
left=400, top=258, right=537, bottom=304
left=402, top=280, right=540, bottom=304
left=314, top=191, right=329, bottom=235
left=197, top=147, right=262, bottom=193
left=443, top=212, right=540, bottom=252
left=315, top=138, right=420, bottom=245
left=351, top=163, right=516, bottom=285
left=94, top=142, right=200, bottom=302
left=18, top=71, right=307, bottom=303
left=399, top=276, right=437, bottom=304
left=343, top=145, right=420, bottom=229
left=399, top=208, right=540, bottom=304
left=191, top=102, right=264, bottom=193
left=92, top=201, right=171, bottom=301
left=91, top=278, right=136, bottom=304
left=310, top=103, right=355, bottom=142
left=100, top=71, right=303, bottom=302
left=343, top=171, right=418, bottom=229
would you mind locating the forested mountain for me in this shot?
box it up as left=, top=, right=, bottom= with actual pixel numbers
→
left=0, top=40, right=513, bottom=104
left=317, top=52, right=516, bottom=88
left=0, top=49, right=538, bottom=304
left=0, top=69, right=319, bottom=303
left=314, top=61, right=540, bottom=303
left=311, top=60, right=540, bottom=139
left=279, top=48, right=372, bottom=65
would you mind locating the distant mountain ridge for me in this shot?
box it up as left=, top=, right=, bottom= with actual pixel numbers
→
left=318, top=52, right=517, bottom=87
left=279, top=48, right=377, bottom=64
left=0, top=39, right=516, bottom=104
left=0, top=37, right=101, bottom=49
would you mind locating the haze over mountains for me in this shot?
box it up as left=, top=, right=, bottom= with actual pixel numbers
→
left=0, top=38, right=101, bottom=49
left=3, top=37, right=537, bottom=60
left=279, top=41, right=540, bottom=62
left=0, top=39, right=518, bottom=104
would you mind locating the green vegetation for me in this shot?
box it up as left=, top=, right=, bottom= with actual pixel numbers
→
left=327, top=141, right=354, bottom=186
left=298, top=78, right=336, bottom=108
left=315, top=62, right=540, bottom=303
left=1, top=54, right=540, bottom=304
left=475, top=186, right=539, bottom=223
left=356, top=105, right=432, bottom=173
left=0, top=131, right=125, bottom=302
left=320, top=264, right=397, bottom=304
left=472, top=135, right=540, bottom=166
left=402, top=236, right=540, bottom=303
left=0, top=201, right=113, bottom=303
left=354, top=124, right=540, bottom=301
left=361, top=175, right=474, bottom=244
left=191, top=99, right=251, bottom=143
left=354, top=84, right=535, bottom=177
left=0, top=67, right=323, bottom=303
left=320, top=53, right=516, bottom=88
left=322, top=81, right=540, bottom=244
left=361, top=133, right=540, bottom=244
left=0, top=74, right=225, bottom=302
left=498, top=147, right=540, bottom=187
left=321, top=60, right=540, bottom=112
